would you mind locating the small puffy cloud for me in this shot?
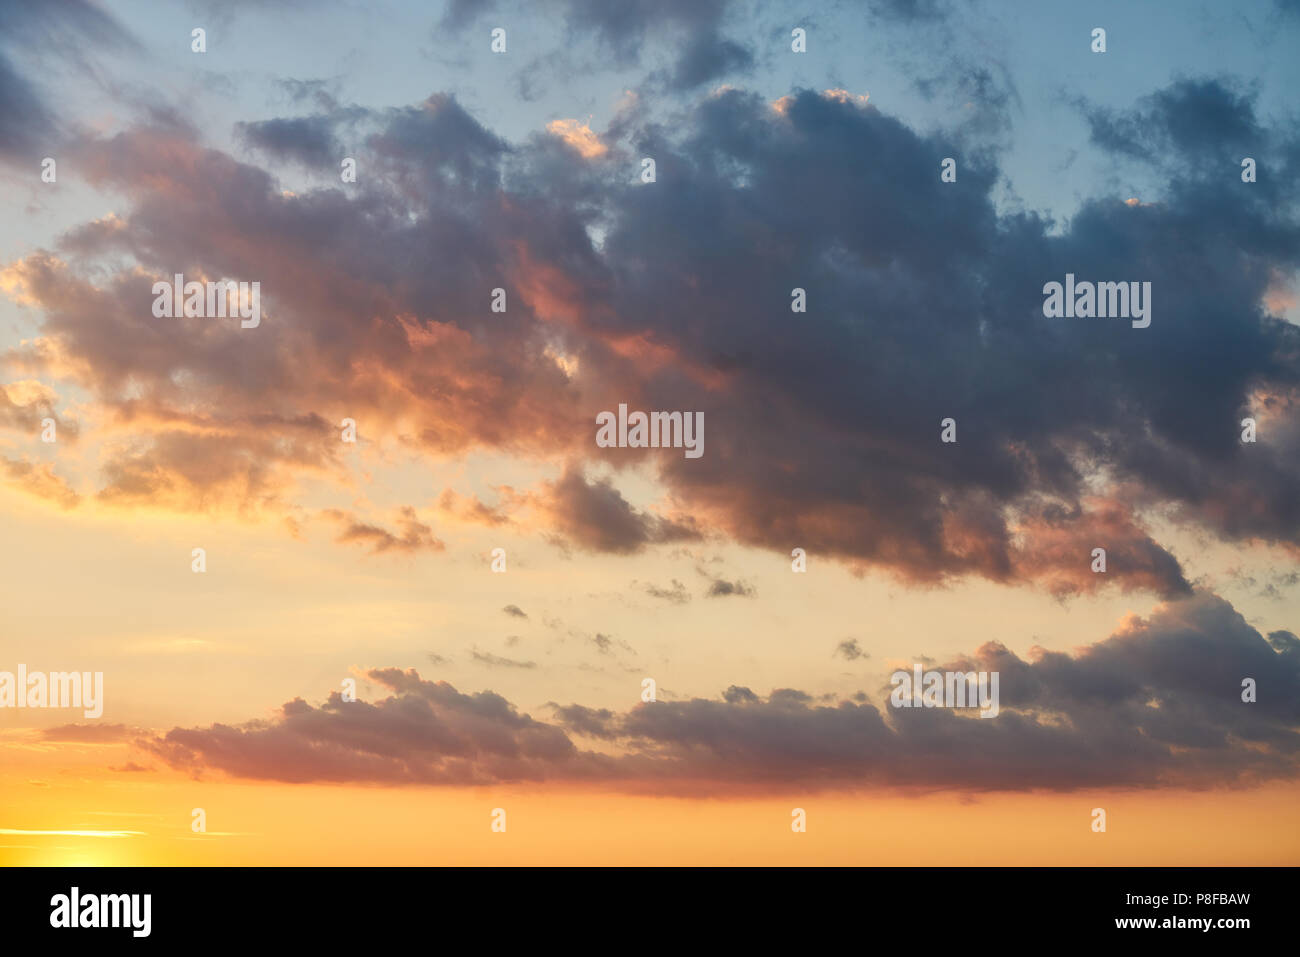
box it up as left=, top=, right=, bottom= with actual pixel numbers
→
left=325, top=506, right=444, bottom=554
left=545, top=119, right=607, bottom=158
left=835, top=639, right=867, bottom=661
left=1, top=457, right=79, bottom=508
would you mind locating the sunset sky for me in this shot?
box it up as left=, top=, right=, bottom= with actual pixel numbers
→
left=2, top=0, right=1299, bottom=866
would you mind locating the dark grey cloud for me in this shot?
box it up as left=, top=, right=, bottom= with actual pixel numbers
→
left=591, top=632, right=634, bottom=656
left=574, top=593, right=1300, bottom=791
left=706, top=577, right=756, bottom=598
left=4, top=74, right=1296, bottom=595
left=1, top=456, right=79, bottom=508
left=835, top=638, right=866, bottom=661
left=0, top=0, right=137, bottom=164
left=184, top=0, right=320, bottom=21
left=145, top=594, right=1300, bottom=792
left=538, top=465, right=701, bottom=554
left=438, top=0, right=497, bottom=29
left=148, top=667, right=591, bottom=784
left=41, top=723, right=143, bottom=743
left=0, top=1, right=137, bottom=58
left=502, top=604, right=528, bottom=618
left=869, top=0, right=949, bottom=22
left=320, top=507, right=443, bottom=554
left=557, top=0, right=738, bottom=68
left=723, top=685, right=760, bottom=704
left=665, top=29, right=754, bottom=91
left=586, top=81, right=1292, bottom=589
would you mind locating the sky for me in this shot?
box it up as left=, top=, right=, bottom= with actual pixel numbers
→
left=1, top=0, right=1298, bottom=866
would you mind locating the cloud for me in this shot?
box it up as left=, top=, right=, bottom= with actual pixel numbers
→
left=0, top=380, right=77, bottom=439
left=0, top=828, right=142, bottom=838
left=2, top=77, right=1297, bottom=592
left=666, top=29, right=753, bottom=91
left=471, top=649, right=538, bottom=669
left=835, top=639, right=867, bottom=661
left=571, top=592, right=1300, bottom=791
left=1010, top=499, right=1192, bottom=599
left=547, top=703, right=618, bottom=739
left=41, top=724, right=143, bottom=743
left=705, top=577, right=755, bottom=598
left=441, top=0, right=752, bottom=91
left=641, top=578, right=690, bottom=603
left=146, top=667, right=594, bottom=784
left=591, top=632, right=634, bottom=656
left=94, top=426, right=335, bottom=514
left=436, top=488, right=513, bottom=527
left=533, top=464, right=701, bottom=554
left=1083, top=79, right=1264, bottom=165
left=1, top=457, right=79, bottom=508
left=325, top=507, right=444, bottom=554
left=144, top=593, right=1300, bottom=792
left=868, top=0, right=948, bottom=22
left=236, top=115, right=342, bottom=169
left=0, top=1, right=138, bottom=165
left=546, top=119, right=607, bottom=159
left=502, top=604, right=528, bottom=618
left=0, top=51, right=56, bottom=164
